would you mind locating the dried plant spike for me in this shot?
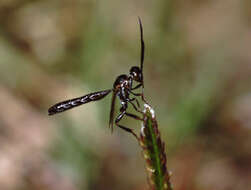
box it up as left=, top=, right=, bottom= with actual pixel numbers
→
left=140, top=104, right=172, bottom=190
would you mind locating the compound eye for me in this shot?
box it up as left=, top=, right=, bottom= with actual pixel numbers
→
left=130, top=66, right=142, bottom=82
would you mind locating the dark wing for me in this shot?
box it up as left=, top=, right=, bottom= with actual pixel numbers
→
left=138, top=17, right=145, bottom=87
left=109, top=90, right=117, bottom=132
left=48, top=89, right=112, bottom=115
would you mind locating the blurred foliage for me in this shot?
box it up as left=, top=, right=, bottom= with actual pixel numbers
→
left=0, top=0, right=250, bottom=190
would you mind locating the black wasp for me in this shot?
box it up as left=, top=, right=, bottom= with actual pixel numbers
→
left=48, top=18, right=147, bottom=139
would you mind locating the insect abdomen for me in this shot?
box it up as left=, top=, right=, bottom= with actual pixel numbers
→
left=48, top=89, right=111, bottom=115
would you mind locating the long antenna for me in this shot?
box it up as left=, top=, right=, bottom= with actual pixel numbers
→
left=138, top=17, right=145, bottom=87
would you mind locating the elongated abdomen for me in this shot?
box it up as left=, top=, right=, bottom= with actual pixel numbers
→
left=48, top=89, right=112, bottom=115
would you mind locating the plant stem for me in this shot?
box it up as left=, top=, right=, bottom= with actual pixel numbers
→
left=139, top=104, right=172, bottom=190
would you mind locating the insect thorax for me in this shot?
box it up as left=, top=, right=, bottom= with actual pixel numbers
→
left=113, top=74, right=130, bottom=88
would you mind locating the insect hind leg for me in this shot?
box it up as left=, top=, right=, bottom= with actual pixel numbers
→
left=115, top=110, right=139, bottom=140
left=125, top=112, right=142, bottom=121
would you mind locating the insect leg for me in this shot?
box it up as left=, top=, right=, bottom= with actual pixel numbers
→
left=129, top=89, right=148, bottom=104
left=129, top=97, right=140, bottom=108
left=129, top=90, right=142, bottom=97
left=115, top=109, right=139, bottom=139
left=125, top=112, right=142, bottom=121
left=129, top=100, right=143, bottom=114
left=131, top=83, right=142, bottom=90
left=116, top=124, right=139, bottom=140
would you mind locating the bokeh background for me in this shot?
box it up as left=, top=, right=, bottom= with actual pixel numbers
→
left=0, top=0, right=251, bottom=190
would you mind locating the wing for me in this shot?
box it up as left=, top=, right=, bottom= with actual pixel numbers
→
left=48, top=89, right=112, bottom=115
left=109, top=90, right=117, bottom=132
left=138, top=17, right=145, bottom=87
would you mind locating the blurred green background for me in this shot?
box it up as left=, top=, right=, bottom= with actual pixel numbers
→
left=0, top=0, right=250, bottom=190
